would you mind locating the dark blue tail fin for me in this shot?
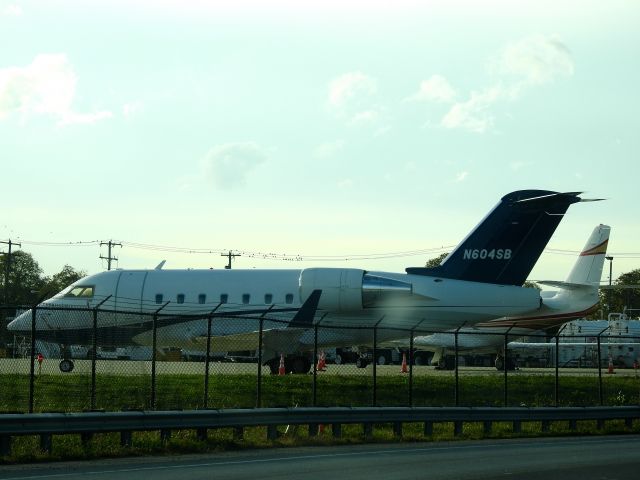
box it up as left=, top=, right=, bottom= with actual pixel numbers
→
left=406, top=190, right=584, bottom=285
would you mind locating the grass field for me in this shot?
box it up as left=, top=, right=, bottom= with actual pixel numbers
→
left=2, top=371, right=639, bottom=463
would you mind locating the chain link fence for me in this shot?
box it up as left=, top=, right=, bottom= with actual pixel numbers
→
left=1, top=304, right=639, bottom=413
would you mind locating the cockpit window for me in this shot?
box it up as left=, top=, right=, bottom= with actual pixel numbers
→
left=65, top=286, right=95, bottom=298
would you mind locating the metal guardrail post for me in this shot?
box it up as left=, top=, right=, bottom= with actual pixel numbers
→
left=91, top=295, right=112, bottom=411
left=203, top=303, right=222, bottom=409
left=151, top=302, right=170, bottom=410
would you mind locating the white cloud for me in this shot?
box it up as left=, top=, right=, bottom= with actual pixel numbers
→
left=454, top=171, right=469, bottom=182
left=348, top=109, right=380, bottom=125
left=494, top=35, right=574, bottom=87
left=337, top=178, right=353, bottom=189
left=201, top=142, right=267, bottom=189
left=407, top=75, right=457, bottom=103
left=2, top=4, right=22, bottom=16
left=327, top=71, right=381, bottom=126
left=441, top=86, right=501, bottom=133
left=314, top=140, right=344, bottom=159
left=0, top=54, right=112, bottom=125
left=123, top=100, right=143, bottom=118
left=438, top=35, right=574, bottom=134
left=328, top=71, right=376, bottom=108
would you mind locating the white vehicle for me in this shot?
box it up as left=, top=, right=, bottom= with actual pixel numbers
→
left=408, top=225, right=611, bottom=369
left=7, top=190, right=595, bottom=374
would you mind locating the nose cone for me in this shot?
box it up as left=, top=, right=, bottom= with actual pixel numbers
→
left=7, top=310, right=32, bottom=335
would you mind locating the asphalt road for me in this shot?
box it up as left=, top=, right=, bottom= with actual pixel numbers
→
left=2, top=435, right=640, bottom=480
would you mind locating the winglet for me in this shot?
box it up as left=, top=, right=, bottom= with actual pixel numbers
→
left=289, top=289, right=322, bottom=327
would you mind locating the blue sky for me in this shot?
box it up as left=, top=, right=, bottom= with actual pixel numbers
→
left=1, top=0, right=639, bottom=284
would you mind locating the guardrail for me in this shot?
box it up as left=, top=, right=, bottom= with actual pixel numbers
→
left=2, top=406, right=639, bottom=456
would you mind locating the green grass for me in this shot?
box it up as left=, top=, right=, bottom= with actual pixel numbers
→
left=2, top=372, right=639, bottom=464
left=2, top=372, right=640, bottom=412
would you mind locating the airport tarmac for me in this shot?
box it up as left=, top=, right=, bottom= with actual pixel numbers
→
left=1, top=358, right=639, bottom=377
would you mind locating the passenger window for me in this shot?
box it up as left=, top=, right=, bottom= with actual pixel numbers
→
left=264, top=293, right=273, bottom=304
left=177, top=294, right=185, bottom=304
left=155, top=294, right=163, bottom=304
left=198, top=294, right=206, bottom=304
left=242, top=294, right=250, bottom=304
left=285, top=293, right=294, bottom=304
left=220, top=294, right=228, bottom=304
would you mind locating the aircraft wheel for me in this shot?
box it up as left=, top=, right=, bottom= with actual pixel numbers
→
left=290, top=356, right=311, bottom=374
left=356, top=357, right=368, bottom=369
left=376, top=354, right=388, bottom=366
left=267, top=359, right=279, bottom=375
left=495, top=356, right=504, bottom=371
left=59, top=359, right=74, bottom=373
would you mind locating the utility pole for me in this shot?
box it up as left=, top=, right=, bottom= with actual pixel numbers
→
left=221, top=251, right=240, bottom=269
left=1, top=239, right=21, bottom=305
left=100, top=240, right=122, bottom=271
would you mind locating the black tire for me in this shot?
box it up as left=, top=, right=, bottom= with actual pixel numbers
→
left=495, top=356, right=505, bottom=371
left=376, top=354, right=389, bottom=366
left=268, top=359, right=280, bottom=375
left=335, top=354, right=343, bottom=365
left=289, top=356, right=310, bottom=374
left=356, top=357, right=368, bottom=369
left=59, top=359, right=74, bottom=373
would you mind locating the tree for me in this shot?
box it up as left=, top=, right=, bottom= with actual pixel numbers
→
left=606, top=268, right=640, bottom=317
left=425, top=252, right=449, bottom=268
left=42, top=265, right=86, bottom=297
left=0, top=250, right=44, bottom=305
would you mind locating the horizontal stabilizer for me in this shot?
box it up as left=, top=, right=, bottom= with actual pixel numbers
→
left=535, top=280, right=594, bottom=291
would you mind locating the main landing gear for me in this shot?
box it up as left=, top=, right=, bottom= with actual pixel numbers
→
left=267, top=355, right=312, bottom=374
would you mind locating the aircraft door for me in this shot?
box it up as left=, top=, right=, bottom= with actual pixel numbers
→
left=114, top=271, right=148, bottom=313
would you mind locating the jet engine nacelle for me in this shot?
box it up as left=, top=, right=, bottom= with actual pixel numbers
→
left=299, top=268, right=414, bottom=312
left=299, top=268, right=364, bottom=312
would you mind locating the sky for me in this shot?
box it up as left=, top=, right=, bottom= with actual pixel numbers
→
left=1, top=0, right=639, bottom=285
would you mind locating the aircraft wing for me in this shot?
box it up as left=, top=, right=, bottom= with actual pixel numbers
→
left=192, top=328, right=309, bottom=353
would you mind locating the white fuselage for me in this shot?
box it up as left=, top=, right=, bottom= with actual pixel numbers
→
left=8, top=267, right=542, bottom=352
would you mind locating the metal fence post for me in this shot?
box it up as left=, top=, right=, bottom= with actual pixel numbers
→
left=409, top=329, right=414, bottom=407
left=203, top=303, right=222, bottom=409
left=151, top=302, right=169, bottom=410
left=503, top=324, right=515, bottom=407
left=256, top=316, right=264, bottom=408
left=313, top=323, right=318, bottom=407
left=454, top=324, right=464, bottom=406
left=28, top=303, right=37, bottom=413
left=597, top=325, right=609, bottom=406
left=91, top=295, right=112, bottom=411
left=372, top=317, right=384, bottom=407
left=554, top=324, right=568, bottom=407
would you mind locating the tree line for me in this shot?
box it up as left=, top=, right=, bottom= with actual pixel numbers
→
left=0, top=251, right=85, bottom=306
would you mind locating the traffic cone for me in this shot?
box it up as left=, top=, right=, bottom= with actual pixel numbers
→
left=278, top=353, right=286, bottom=376
left=606, top=354, right=615, bottom=374
left=317, top=351, right=326, bottom=371
left=400, top=352, right=408, bottom=373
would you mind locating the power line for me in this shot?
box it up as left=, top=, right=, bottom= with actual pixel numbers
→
left=100, top=240, right=122, bottom=271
